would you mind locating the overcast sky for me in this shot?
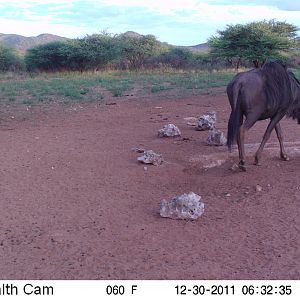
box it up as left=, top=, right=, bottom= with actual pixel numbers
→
left=1, top=0, right=300, bottom=46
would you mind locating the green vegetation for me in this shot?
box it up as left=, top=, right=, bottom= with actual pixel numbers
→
left=25, top=34, right=120, bottom=72
left=0, top=20, right=299, bottom=109
left=1, top=19, right=300, bottom=74
left=292, top=69, right=300, bottom=79
left=0, top=44, right=23, bottom=71
left=24, top=33, right=170, bottom=72
left=209, top=20, right=299, bottom=69
left=0, top=70, right=237, bottom=105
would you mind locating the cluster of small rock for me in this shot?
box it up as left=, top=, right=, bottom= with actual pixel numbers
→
left=135, top=124, right=181, bottom=167
left=196, top=111, right=226, bottom=146
left=133, top=110, right=228, bottom=221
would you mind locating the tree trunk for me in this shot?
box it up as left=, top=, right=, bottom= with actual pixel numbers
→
left=236, top=58, right=241, bottom=71
left=253, top=60, right=260, bottom=68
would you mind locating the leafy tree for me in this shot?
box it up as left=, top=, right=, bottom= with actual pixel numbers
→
left=117, top=34, right=163, bottom=69
left=82, top=34, right=118, bottom=70
left=25, top=33, right=119, bottom=72
left=157, top=47, right=194, bottom=68
left=0, top=44, right=23, bottom=71
left=62, top=34, right=119, bottom=71
left=25, top=41, right=66, bottom=71
left=208, top=20, right=298, bottom=69
left=60, top=39, right=88, bottom=72
left=265, top=20, right=298, bottom=39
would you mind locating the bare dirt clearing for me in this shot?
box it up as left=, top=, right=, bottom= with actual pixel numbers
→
left=0, top=93, right=299, bottom=279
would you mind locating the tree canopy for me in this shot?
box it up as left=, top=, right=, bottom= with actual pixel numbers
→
left=4, top=20, right=299, bottom=73
left=116, top=34, right=164, bottom=69
left=0, top=43, right=23, bottom=71
left=208, top=20, right=299, bottom=68
left=24, top=33, right=167, bottom=72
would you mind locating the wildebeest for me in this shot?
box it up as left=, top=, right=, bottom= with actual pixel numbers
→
left=227, top=60, right=300, bottom=171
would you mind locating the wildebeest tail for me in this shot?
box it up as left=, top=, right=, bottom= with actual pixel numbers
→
left=227, top=88, right=242, bottom=152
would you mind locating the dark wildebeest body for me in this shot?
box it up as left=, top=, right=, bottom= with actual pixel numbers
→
left=227, top=60, right=300, bottom=171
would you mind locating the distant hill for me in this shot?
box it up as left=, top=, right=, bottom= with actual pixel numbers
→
left=122, top=31, right=209, bottom=52
left=0, top=33, right=67, bottom=52
left=185, top=42, right=209, bottom=53
left=121, top=31, right=143, bottom=38
left=0, top=31, right=209, bottom=54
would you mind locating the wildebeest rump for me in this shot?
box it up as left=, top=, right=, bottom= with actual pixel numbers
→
left=227, top=60, right=300, bottom=171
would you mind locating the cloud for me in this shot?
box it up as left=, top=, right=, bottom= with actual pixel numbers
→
left=275, top=2, right=300, bottom=11
left=206, top=0, right=300, bottom=11
left=0, top=0, right=300, bottom=45
left=0, top=18, right=87, bottom=38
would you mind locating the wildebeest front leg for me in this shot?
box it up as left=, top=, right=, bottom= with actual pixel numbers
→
left=275, top=123, right=289, bottom=161
left=254, top=113, right=286, bottom=165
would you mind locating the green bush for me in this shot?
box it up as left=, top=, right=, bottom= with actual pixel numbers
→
left=25, top=41, right=67, bottom=71
left=0, top=44, right=24, bottom=72
left=116, top=34, right=165, bottom=69
left=25, top=34, right=120, bottom=72
left=209, top=20, right=299, bottom=68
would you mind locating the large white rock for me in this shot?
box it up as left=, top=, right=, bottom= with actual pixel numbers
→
left=207, top=128, right=227, bottom=146
left=158, top=124, right=181, bottom=137
left=137, top=150, right=163, bottom=165
left=160, top=192, right=204, bottom=220
left=196, top=111, right=216, bottom=131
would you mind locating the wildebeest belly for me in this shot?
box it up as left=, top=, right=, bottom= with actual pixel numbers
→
left=257, top=106, right=288, bottom=120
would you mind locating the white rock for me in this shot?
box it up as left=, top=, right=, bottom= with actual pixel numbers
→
left=137, top=150, right=163, bottom=166
left=255, top=184, right=263, bottom=192
left=160, top=192, right=204, bottom=220
left=131, top=147, right=145, bottom=153
left=158, top=124, right=181, bottom=137
left=207, top=128, right=227, bottom=146
left=230, top=163, right=239, bottom=171
left=196, top=111, right=216, bottom=131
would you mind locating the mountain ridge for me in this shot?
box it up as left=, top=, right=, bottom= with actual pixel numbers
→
left=0, top=33, right=67, bottom=52
left=0, top=32, right=209, bottom=53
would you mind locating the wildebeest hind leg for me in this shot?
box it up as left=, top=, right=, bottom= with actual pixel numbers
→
left=237, top=115, right=261, bottom=171
left=238, top=127, right=246, bottom=171
left=254, top=113, right=286, bottom=165
left=275, top=123, right=289, bottom=161
left=237, top=118, right=246, bottom=171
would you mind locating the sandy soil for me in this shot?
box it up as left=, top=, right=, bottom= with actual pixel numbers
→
left=0, top=92, right=299, bottom=280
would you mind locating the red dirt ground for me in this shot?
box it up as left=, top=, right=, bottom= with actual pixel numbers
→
left=0, top=93, right=299, bottom=280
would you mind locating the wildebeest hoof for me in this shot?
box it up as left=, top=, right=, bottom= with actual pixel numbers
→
left=239, top=164, right=247, bottom=171
left=254, top=157, right=261, bottom=166
left=238, top=161, right=246, bottom=171
left=281, top=154, right=289, bottom=161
